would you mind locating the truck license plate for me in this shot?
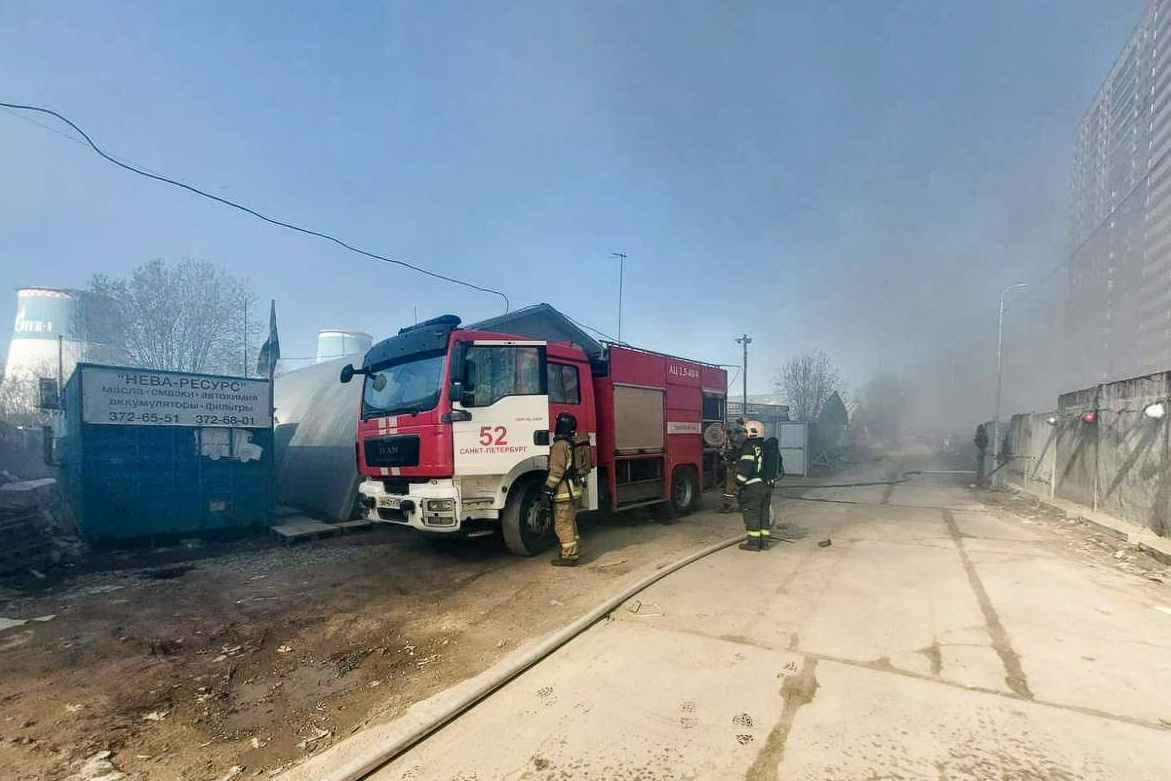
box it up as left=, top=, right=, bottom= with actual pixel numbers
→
left=376, top=496, right=402, bottom=510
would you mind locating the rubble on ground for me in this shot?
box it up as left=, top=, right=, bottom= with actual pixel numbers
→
left=0, top=472, right=84, bottom=576
left=67, top=751, right=129, bottom=781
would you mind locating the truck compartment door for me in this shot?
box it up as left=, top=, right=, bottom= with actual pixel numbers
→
left=613, top=384, right=665, bottom=453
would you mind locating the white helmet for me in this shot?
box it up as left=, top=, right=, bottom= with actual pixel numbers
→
left=744, top=419, right=765, bottom=438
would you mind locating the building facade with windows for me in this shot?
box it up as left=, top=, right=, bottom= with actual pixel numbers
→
left=1072, top=0, right=1171, bottom=381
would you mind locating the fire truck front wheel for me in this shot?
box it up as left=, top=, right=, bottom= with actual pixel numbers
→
left=502, top=477, right=556, bottom=556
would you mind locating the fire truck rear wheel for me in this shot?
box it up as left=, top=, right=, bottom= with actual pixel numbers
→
left=660, top=466, right=699, bottom=520
left=502, top=477, right=555, bottom=556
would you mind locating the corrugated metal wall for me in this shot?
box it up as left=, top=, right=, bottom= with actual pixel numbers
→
left=78, top=425, right=273, bottom=540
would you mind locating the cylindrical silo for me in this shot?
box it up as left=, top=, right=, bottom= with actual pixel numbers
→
left=315, top=329, right=372, bottom=364
left=2, top=288, right=91, bottom=390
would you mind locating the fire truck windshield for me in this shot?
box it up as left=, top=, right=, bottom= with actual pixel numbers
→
left=361, top=352, right=446, bottom=418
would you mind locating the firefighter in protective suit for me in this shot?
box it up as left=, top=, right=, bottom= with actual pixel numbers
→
left=543, top=412, right=584, bottom=567
left=736, top=420, right=774, bottom=551
left=722, top=417, right=747, bottom=512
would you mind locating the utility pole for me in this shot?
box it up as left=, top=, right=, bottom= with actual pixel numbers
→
left=610, top=252, right=627, bottom=342
left=994, top=283, right=1028, bottom=471
left=243, top=296, right=249, bottom=378
left=736, top=334, right=752, bottom=414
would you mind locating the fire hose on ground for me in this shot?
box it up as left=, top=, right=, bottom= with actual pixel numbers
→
left=778, top=470, right=980, bottom=492
left=299, top=472, right=963, bottom=780
left=307, top=533, right=749, bottom=781
left=779, top=471, right=917, bottom=490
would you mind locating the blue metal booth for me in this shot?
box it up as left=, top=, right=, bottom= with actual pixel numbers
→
left=57, top=364, right=274, bottom=543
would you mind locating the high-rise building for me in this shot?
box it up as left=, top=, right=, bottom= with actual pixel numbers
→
left=1071, top=0, right=1171, bottom=382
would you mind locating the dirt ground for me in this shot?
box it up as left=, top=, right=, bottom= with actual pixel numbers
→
left=0, top=505, right=743, bottom=781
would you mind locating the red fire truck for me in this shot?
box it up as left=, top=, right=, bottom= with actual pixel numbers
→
left=340, top=309, right=728, bottom=555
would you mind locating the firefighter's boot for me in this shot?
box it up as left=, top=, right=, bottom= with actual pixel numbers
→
left=760, top=529, right=773, bottom=550
left=739, top=535, right=762, bottom=552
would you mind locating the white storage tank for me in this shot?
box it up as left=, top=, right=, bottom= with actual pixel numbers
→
left=315, top=329, right=372, bottom=364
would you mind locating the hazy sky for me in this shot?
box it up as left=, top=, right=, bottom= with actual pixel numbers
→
left=0, top=0, right=1150, bottom=399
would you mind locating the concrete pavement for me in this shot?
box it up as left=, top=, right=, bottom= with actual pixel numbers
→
left=307, top=463, right=1171, bottom=780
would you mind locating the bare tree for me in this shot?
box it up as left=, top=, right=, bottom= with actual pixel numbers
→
left=87, top=259, right=260, bottom=375
left=0, top=360, right=54, bottom=433
left=776, top=350, right=840, bottom=422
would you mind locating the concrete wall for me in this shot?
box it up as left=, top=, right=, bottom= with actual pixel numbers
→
left=1007, top=370, right=1171, bottom=536
left=1088, top=373, right=1170, bottom=534
left=1055, top=416, right=1097, bottom=510
left=1006, top=413, right=1057, bottom=497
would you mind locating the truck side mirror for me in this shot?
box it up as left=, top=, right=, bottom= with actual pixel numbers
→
left=451, top=381, right=476, bottom=408
left=340, top=363, right=356, bottom=384
left=448, top=342, right=473, bottom=404
left=449, top=342, right=467, bottom=381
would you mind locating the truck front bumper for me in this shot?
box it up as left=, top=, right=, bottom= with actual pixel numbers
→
left=358, top=479, right=461, bottom=532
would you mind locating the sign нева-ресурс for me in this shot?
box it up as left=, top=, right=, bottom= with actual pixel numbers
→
left=80, top=365, right=271, bottom=428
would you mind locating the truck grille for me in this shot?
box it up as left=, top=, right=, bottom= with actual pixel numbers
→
left=381, top=477, right=427, bottom=494
left=364, top=435, right=420, bottom=468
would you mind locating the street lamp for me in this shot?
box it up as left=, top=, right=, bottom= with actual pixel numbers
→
left=609, top=252, right=627, bottom=342
left=993, top=282, right=1028, bottom=469
left=735, top=334, right=752, bottom=413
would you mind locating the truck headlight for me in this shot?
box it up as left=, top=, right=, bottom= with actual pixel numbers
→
left=426, top=499, right=455, bottom=513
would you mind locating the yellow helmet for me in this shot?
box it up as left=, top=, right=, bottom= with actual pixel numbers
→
left=744, top=419, right=765, bottom=438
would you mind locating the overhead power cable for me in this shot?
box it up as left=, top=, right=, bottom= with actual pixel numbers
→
left=0, top=105, right=170, bottom=177
left=561, top=311, right=620, bottom=344
left=2, top=105, right=86, bottom=145
left=0, top=101, right=510, bottom=312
